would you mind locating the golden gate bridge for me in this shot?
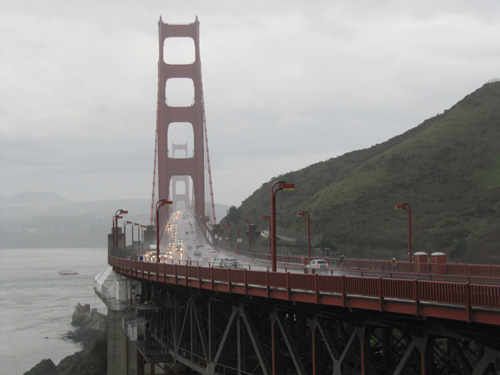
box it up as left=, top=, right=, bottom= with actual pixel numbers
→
left=97, top=17, right=500, bottom=375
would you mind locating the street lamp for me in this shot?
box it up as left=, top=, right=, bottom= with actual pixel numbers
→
left=156, top=199, right=173, bottom=262
left=113, top=215, right=123, bottom=248
left=395, top=203, right=412, bottom=263
left=133, top=223, right=141, bottom=255
left=271, top=181, right=295, bottom=272
left=242, top=219, right=252, bottom=254
left=222, top=223, right=228, bottom=249
left=112, top=209, right=128, bottom=248
left=140, top=225, right=147, bottom=255
left=260, top=216, right=270, bottom=254
left=123, top=221, right=132, bottom=258
left=297, top=211, right=311, bottom=258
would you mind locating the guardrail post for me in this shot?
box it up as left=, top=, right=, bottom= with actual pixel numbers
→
left=244, top=269, right=248, bottom=295
left=341, top=275, right=346, bottom=307
left=465, top=282, right=471, bottom=322
left=211, top=267, right=214, bottom=291
left=286, top=272, right=290, bottom=301
left=414, top=279, right=419, bottom=316
left=315, top=273, right=319, bottom=304
left=266, top=271, right=270, bottom=298
left=378, top=277, right=384, bottom=312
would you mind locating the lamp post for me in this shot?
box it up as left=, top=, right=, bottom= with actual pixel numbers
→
left=123, top=221, right=132, bottom=258
left=140, top=225, right=147, bottom=255
left=395, top=203, right=412, bottom=263
left=156, top=199, right=173, bottom=262
left=133, top=223, right=141, bottom=256
left=260, top=216, right=270, bottom=254
left=113, top=215, right=122, bottom=248
left=271, top=181, right=295, bottom=272
left=112, top=209, right=128, bottom=248
left=242, top=219, right=252, bottom=254
left=223, top=223, right=228, bottom=249
left=297, top=211, right=311, bottom=258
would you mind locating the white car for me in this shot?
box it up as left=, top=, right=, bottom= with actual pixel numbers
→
left=306, top=259, right=329, bottom=272
left=220, top=258, right=238, bottom=268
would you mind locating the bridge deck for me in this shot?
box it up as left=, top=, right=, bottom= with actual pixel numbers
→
left=109, top=256, right=500, bottom=326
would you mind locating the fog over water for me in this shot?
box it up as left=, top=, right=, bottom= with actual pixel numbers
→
left=0, top=248, right=107, bottom=374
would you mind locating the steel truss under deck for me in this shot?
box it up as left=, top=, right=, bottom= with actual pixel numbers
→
left=131, top=282, right=500, bottom=375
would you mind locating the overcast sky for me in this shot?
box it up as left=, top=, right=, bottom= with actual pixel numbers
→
left=1, top=1, right=499, bottom=208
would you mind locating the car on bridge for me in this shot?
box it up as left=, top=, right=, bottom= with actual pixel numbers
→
left=201, top=249, right=218, bottom=261
left=175, top=241, right=183, bottom=252
left=306, top=259, right=329, bottom=273
left=193, top=246, right=204, bottom=257
left=220, top=258, right=239, bottom=268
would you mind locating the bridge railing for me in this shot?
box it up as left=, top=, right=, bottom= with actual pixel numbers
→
left=226, top=248, right=500, bottom=278
left=382, top=278, right=415, bottom=299
left=319, top=258, right=500, bottom=277
left=110, top=256, right=500, bottom=325
left=111, top=243, right=500, bottom=280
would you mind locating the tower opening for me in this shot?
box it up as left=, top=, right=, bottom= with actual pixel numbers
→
left=167, top=123, right=194, bottom=158
left=165, top=78, right=194, bottom=107
left=163, top=37, right=195, bottom=64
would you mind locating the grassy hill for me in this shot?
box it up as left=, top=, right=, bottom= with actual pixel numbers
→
left=229, top=81, right=500, bottom=264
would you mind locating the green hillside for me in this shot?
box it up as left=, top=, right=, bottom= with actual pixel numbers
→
left=227, top=81, right=500, bottom=264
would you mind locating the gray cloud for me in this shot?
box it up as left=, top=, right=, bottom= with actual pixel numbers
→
left=1, top=0, right=499, bottom=206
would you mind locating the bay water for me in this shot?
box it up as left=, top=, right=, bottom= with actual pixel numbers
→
left=0, top=248, right=108, bottom=374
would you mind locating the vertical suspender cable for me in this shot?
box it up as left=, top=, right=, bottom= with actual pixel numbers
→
left=150, top=128, right=158, bottom=225
left=202, top=107, right=216, bottom=225
left=150, top=63, right=161, bottom=225
left=197, top=21, right=217, bottom=226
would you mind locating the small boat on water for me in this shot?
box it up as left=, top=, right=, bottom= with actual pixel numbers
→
left=59, top=270, right=79, bottom=275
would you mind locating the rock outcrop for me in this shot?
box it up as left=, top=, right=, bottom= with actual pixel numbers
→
left=23, top=359, right=58, bottom=375
left=64, top=303, right=106, bottom=348
left=24, top=304, right=107, bottom=375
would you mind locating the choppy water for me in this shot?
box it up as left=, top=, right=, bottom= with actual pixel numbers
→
left=0, top=248, right=108, bottom=374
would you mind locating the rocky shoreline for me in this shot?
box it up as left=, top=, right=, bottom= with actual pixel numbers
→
left=64, top=303, right=106, bottom=348
left=23, top=304, right=107, bottom=375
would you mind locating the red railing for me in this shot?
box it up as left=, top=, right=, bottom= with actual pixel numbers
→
left=229, top=250, right=500, bottom=278
left=110, top=256, right=500, bottom=326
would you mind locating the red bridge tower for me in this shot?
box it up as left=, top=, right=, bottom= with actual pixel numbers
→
left=156, top=17, right=210, bottom=227
left=171, top=143, right=191, bottom=212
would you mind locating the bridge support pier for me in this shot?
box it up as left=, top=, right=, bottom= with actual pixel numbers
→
left=107, top=310, right=137, bottom=375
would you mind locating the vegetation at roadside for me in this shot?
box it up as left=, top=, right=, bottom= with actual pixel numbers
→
left=223, top=81, right=500, bottom=264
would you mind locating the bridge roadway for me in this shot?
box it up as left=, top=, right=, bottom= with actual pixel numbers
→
left=153, top=210, right=500, bottom=283
left=105, top=211, right=500, bottom=374
left=127, top=210, right=500, bottom=326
